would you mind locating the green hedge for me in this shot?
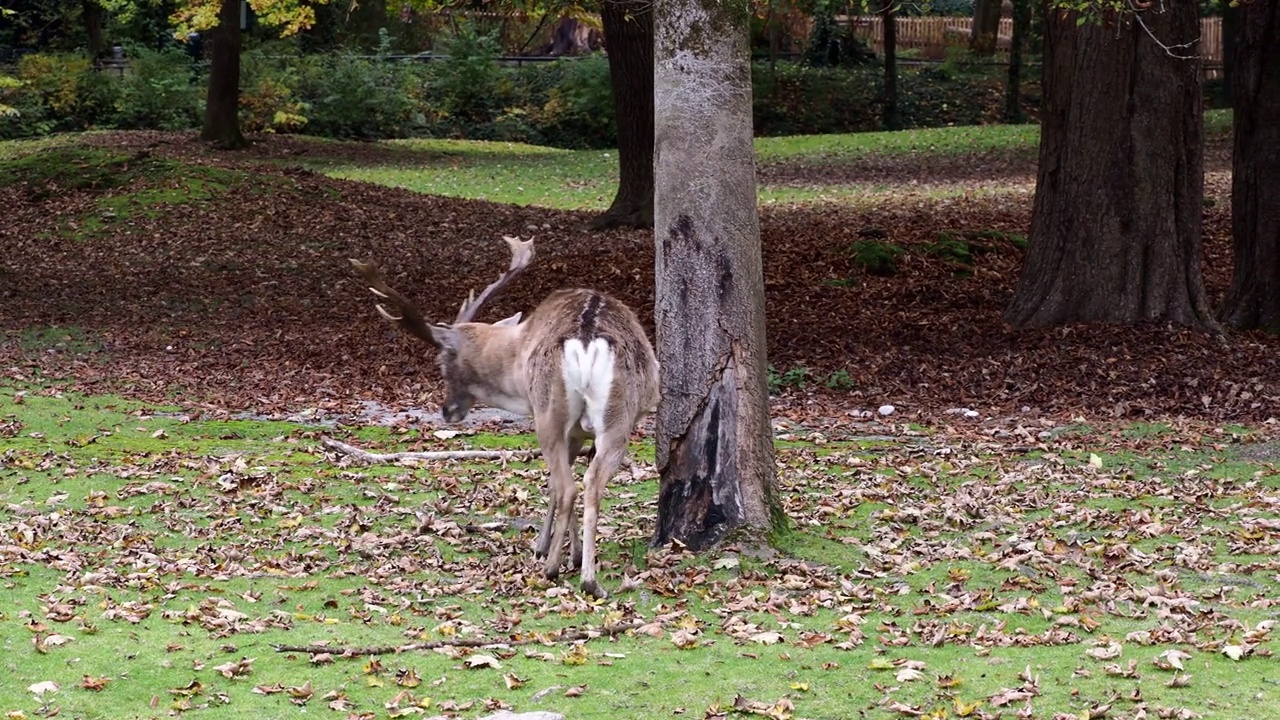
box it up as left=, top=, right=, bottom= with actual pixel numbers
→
left=1, top=47, right=1023, bottom=146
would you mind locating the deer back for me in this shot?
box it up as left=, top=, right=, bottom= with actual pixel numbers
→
left=521, top=289, right=659, bottom=435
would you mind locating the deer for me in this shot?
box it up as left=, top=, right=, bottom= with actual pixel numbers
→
left=350, top=237, right=659, bottom=599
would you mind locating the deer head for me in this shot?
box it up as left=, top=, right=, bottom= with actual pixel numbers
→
left=350, top=236, right=535, bottom=422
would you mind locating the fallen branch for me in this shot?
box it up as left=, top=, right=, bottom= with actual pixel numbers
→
left=273, top=620, right=646, bottom=658
left=321, top=436, right=607, bottom=465
left=322, top=436, right=543, bottom=463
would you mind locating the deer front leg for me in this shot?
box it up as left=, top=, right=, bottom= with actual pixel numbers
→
left=579, top=435, right=627, bottom=600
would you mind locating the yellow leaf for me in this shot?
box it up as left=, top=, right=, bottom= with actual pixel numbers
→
left=789, top=682, right=809, bottom=692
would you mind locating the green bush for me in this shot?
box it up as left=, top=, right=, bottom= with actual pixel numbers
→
left=287, top=52, right=425, bottom=138
left=524, top=54, right=615, bottom=149
left=429, top=23, right=508, bottom=131
left=0, top=53, right=124, bottom=137
left=114, top=47, right=200, bottom=130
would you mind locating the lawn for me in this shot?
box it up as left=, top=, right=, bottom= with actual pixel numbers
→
left=1, top=382, right=1277, bottom=720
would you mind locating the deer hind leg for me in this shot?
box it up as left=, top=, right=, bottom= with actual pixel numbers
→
left=536, top=421, right=578, bottom=581
left=535, top=435, right=584, bottom=561
left=579, top=431, right=628, bottom=600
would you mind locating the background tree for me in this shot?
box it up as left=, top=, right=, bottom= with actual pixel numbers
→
left=969, top=0, right=1001, bottom=55
left=1218, top=0, right=1280, bottom=332
left=166, top=0, right=326, bottom=148
left=652, top=0, right=783, bottom=549
left=1004, top=0, right=1030, bottom=122
left=1004, top=3, right=1216, bottom=329
left=881, top=0, right=899, bottom=129
left=589, top=0, right=655, bottom=230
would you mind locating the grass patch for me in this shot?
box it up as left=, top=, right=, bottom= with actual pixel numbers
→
left=0, top=144, right=248, bottom=239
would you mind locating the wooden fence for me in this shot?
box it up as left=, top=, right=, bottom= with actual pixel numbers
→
left=848, top=15, right=1223, bottom=70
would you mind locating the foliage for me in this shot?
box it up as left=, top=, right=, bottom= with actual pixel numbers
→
left=429, top=22, right=508, bottom=129
left=113, top=46, right=201, bottom=130
left=277, top=50, right=426, bottom=138
left=0, top=74, right=20, bottom=118
left=523, top=53, right=616, bottom=149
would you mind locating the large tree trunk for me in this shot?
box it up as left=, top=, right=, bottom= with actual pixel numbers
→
left=589, top=0, right=655, bottom=231
left=882, top=1, right=899, bottom=130
left=970, top=0, right=1002, bottom=56
left=1218, top=0, right=1280, bottom=332
left=1004, top=0, right=1030, bottom=122
left=1004, top=4, right=1215, bottom=330
left=201, top=0, right=246, bottom=149
left=652, top=0, right=782, bottom=550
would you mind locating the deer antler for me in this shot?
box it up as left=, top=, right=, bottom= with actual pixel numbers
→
left=349, top=258, right=440, bottom=346
left=454, top=236, right=536, bottom=324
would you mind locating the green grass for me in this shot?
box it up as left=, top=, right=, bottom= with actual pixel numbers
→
left=2, top=384, right=1277, bottom=719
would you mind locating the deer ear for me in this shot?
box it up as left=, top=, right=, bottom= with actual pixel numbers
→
left=493, top=312, right=523, bottom=327
left=429, top=324, right=462, bottom=351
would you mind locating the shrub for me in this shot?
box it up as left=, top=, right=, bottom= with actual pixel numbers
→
left=524, top=54, right=615, bottom=149
left=114, top=47, right=200, bottom=130
left=289, top=53, right=424, bottom=138
left=428, top=23, right=509, bottom=131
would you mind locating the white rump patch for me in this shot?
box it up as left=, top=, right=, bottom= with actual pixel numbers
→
left=562, top=338, right=615, bottom=435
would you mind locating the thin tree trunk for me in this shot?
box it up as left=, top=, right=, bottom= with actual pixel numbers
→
left=1218, top=0, right=1280, bottom=332
left=83, top=0, right=105, bottom=58
left=201, top=0, right=247, bottom=149
left=882, top=1, right=899, bottom=130
left=970, top=0, right=1002, bottom=56
left=652, top=0, right=782, bottom=550
left=589, top=0, right=655, bottom=231
left=1004, top=3, right=1215, bottom=330
left=1005, top=0, right=1030, bottom=122
left=1221, top=0, right=1240, bottom=108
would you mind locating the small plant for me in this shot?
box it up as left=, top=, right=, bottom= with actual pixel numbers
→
left=767, top=365, right=812, bottom=393
left=823, top=369, right=854, bottom=390
left=925, top=231, right=973, bottom=266
left=846, top=239, right=906, bottom=277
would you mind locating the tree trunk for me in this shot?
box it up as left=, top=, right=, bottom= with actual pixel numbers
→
left=1004, top=0, right=1030, bottom=122
left=1004, top=4, right=1215, bottom=330
left=1218, top=0, right=1280, bottom=332
left=83, top=0, right=105, bottom=58
left=589, top=0, right=655, bottom=230
left=201, top=0, right=247, bottom=149
left=652, top=0, right=782, bottom=551
left=882, top=1, right=899, bottom=130
left=1221, top=0, right=1240, bottom=108
left=970, top=0, right=1002, bottom=56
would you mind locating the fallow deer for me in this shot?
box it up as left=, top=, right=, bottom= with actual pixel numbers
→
left=350, top=237, right=659, bottom=598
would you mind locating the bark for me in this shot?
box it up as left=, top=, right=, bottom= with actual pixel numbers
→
left=970, top=0, right=1002, bottom=56
left=1218, top=0, right=1280, bottom=332
left=201, top=0, right=247, bottom=149
left=1004, top=4, right=1215, bottom=330
left=590, top=0, right=655, bottom=230
left=881, top=2, right=899, bottom=130
left=1004, top=0, right=1030, bottom=122
left=652, top=0, right=782, bottom=551
left=83, top=0, right=105, bottom=58
left=1221, top=0, right=1240, bottom=108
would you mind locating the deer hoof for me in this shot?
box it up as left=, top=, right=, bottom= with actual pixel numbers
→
left=581, top=579, right=607, bottom=600
left=543, top=564, right=561, bottom=581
